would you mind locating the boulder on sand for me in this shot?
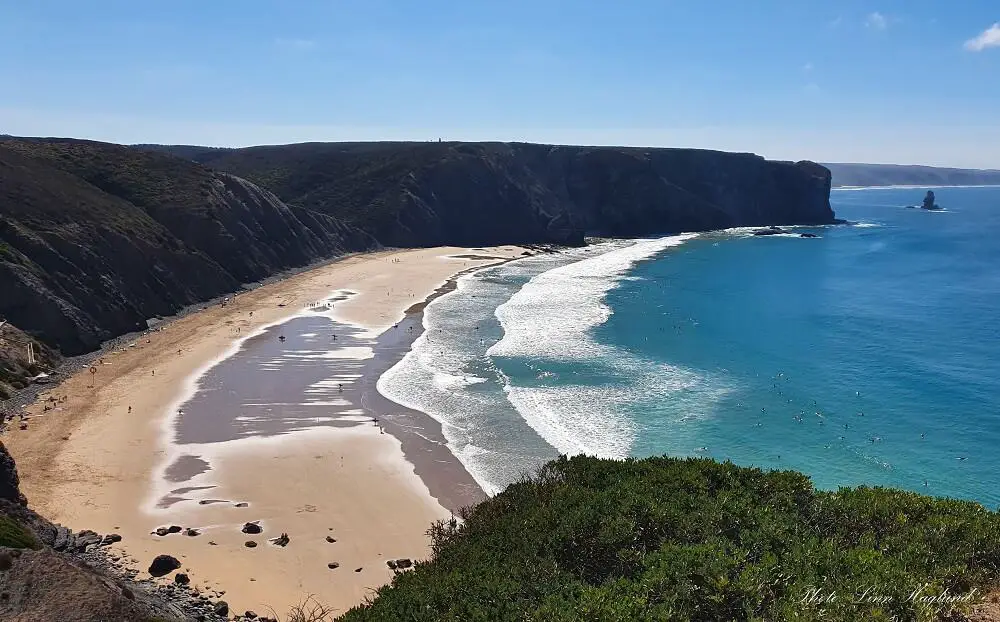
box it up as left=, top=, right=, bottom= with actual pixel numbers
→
left=269, top=532, right=289, bottom=547
left=148, top=554, right=181, bottom=577
left=241, top=521, right=262, bottom=535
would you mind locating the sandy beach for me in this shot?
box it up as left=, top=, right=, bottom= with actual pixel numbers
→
left=2, top=245, right=527, bottom=617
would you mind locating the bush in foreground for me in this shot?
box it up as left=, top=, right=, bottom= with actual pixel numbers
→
left=339, top=455, right=1000, bottom=621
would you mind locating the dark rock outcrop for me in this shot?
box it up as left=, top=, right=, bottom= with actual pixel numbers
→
left=241, top=521, right=262, bottom=535
left=147, top=555, right=181, bottom=577
left=752, top=226, right=788, bottom=236
left=921, top=190, right=943, bottom=210
left=0, top=441, right=26, bottom=505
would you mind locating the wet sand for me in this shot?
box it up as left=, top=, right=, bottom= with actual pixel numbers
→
left=2, top=245, right=527, bottom=616
left=159, top=285, right=485, bottom=512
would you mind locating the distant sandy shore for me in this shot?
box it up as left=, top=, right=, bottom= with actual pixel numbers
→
left=3, top=245, right=527, bottom=616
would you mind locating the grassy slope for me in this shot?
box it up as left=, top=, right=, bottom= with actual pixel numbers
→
left=340, top=456, right=1000, bottom=622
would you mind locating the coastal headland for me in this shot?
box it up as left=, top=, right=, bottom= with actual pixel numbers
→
left=2, top=245, right=527, bottom=615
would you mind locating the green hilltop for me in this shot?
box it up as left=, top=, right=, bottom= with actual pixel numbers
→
left=341, top=455, right=999, bottom=622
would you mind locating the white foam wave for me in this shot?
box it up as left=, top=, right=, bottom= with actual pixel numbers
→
left=432, top=372, right=488, bottom=391
left=488, top=234, right=697, bottom=360
left=485, top=234, right=721, bottom=460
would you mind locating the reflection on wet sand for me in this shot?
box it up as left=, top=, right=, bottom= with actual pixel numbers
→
left=160, top=276, right=488, bottom=511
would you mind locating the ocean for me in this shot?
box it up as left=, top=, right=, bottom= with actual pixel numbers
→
left=379, top=186, right=1000, bottom=507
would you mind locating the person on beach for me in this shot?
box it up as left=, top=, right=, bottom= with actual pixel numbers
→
left=128, top=406, right=131, bottom=414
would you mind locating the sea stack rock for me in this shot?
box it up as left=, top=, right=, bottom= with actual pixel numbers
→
left=921, top=190, right=941, bottom=210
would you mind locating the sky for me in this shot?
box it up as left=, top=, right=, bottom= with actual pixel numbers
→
left=1, top=1, right=999, bottom=167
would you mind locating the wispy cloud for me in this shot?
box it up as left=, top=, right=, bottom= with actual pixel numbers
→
left=275, top=38, right=317, bottom=50
left=829, top=16, right=843, bottom=29
left=803, top=62, right=814, bottom=72
left=865, top=12, right=887, bottom=30
left=964, top=23, right=1000, bottom=52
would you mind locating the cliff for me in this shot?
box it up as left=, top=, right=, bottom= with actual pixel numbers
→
left=2, top=137, right=833, bottom=391
left=164, top=141, right=835, bottom=247
left=0, top=138, right=377, bottom=357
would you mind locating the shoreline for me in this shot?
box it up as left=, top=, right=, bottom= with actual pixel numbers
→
left=2, top=245, right=530, bottom=615
left=355, top=264, right=523, bottom=512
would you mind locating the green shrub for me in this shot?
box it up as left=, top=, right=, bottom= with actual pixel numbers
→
left=338, top=456, right=1000, bottom=621
left=0, top=515, right=40, bottom=549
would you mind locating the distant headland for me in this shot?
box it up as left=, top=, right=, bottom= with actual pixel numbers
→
left=825, top=162, right=1000, bottom=188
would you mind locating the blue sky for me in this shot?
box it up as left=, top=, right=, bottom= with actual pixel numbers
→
left=1, top=1, right=998, bottom=166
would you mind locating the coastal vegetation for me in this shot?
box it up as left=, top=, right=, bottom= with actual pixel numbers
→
left=0, top=514, right=39, bottom=549
left=340, top=455, right=1000, bottom=621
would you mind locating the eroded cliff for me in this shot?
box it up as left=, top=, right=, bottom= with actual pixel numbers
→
left=0, top=139, right=377, bottom=356
left=2, top=137, right=833, bottom=389
left=180, top=141, right=835, bottom=247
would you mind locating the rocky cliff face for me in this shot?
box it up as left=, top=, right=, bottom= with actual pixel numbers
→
left=0, top=441, right=25, bottom=505
left=183, top=142, right=835, bottom=247
left=0, top=139, right=377, bottom=356
left=2, top=137, right=833, bottom=380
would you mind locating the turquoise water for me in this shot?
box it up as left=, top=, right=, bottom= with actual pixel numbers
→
left=380, top=186, right=1000, bottom=507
